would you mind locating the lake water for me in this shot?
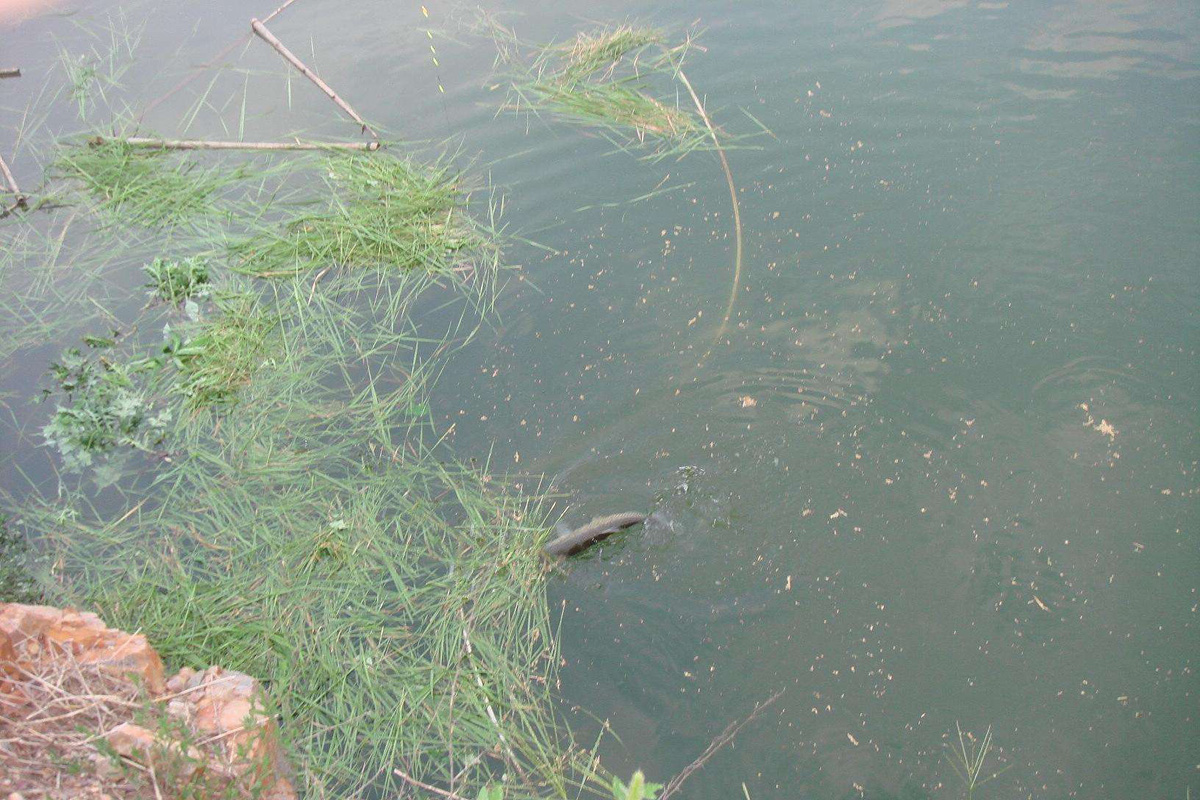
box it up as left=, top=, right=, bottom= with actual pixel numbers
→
left=3, top=0, right=1197, bottom=797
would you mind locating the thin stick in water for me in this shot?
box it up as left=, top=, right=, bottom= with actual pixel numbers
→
left=393, top=768, right=471, bottom=800
left=250, top=18, right=379, bottom=139
left=0, top=152, right=26, bottom=207
left=676, top=67, right=743, bottom=361
left=89, top=136, right=380, bottom=152
left=660, top=689, right=785, bottom=800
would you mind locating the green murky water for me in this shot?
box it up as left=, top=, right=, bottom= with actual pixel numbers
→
left=3, top=0, right=1197, bottom=797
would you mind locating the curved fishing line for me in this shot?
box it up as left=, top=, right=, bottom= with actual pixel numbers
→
left=674, top=66, right=742, bottom=362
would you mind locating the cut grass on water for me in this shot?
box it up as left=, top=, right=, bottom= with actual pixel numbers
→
left=494, top=23, right=709, bottom=158
left=169, top=289, right=279, bottom=410
left=56, top=137, right=234, bottom=226
left=12, top=97, right=601, bottom=795
left=232, top=152, right=501, bottom=286
left=550, top=25, right=664, bottom=84
left=22, top=265, right=600, bottom=798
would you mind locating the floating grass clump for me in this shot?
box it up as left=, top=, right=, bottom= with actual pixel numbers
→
left=552, top=25, right=663, bottom=84
left=495, top=23, right=709, bottom=158
left=232, top=153, right=500, bottom=280
left=56, top=138, right=232, bottom=226
left=169, top=290, right=279, bottom=409
left=144, top=256, right=211, bottom=306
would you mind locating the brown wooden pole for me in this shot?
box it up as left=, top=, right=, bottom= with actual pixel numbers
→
left=250, top=18, right=379, bottom=139
left=0, top=152, right=26, bottom=207
left=89, top=136, right=380, bottom=152
left=0, top=67, right=20, bottom=79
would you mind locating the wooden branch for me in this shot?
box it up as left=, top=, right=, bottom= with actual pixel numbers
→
left=250, top=18, right=379, bottom=139
left=0, top=152, right=26, bottom=208
left=88, top=136, right=380, bottom=152
left=392, top=768, right=471, bottom=800
left=0, top=68, right=20, bottom=79
left=659, top=689, right=785, bottom=800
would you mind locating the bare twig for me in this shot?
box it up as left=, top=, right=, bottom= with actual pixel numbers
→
left=88, top=135, right=380, bottom=152
left=659, top=689, right=785, bottom=800
left=393, top=768, right=472, bottom=800
left=250, top=18, right=379, bottom=139
left=0, top=67, right=20, bottom=79
left=0, top=152, right=27, bottom=208
left=457, top=609, right=526, bottom=779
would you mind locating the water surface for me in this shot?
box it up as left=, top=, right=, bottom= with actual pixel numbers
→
left=3, top=0, right=1197, bottom=797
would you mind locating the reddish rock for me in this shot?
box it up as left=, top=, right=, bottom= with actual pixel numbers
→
left=0, top=603, right=165, bottom=693
left=0, top=628, right=18, bottom=682
left=0, top=603, right=296, bottom=799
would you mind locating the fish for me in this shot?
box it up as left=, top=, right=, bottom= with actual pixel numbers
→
left=543, top=512, right=646, bottom=558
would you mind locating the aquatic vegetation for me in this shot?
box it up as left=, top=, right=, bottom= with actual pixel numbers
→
left=944, top=723, right=1008, bottom=800
left=56, top=138, right=233, bottom=226
left=168, top=289, right=279, bottom=409
left=553, top=25, right=664, bottom=83
left=28, top=361, right=589, bottom=798
left=41, top=344, right=171, bottom=471
left=490, top=21, right=745, bottom=355
left=231, top=153, right=501, bottom=283
left=0, top=518, right=42, bottom=604
left=13, top=88, right=595, bottom=795
left=143, top=256, right=211, bottom=306
left=493, top=22, right=709, bottom=158
left=612, top=771, right=662, bottom=800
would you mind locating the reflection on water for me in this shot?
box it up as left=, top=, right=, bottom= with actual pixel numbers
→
left=0, top=0, right=59, bottom=24
left=1022, top=0, right=1199, bottom=80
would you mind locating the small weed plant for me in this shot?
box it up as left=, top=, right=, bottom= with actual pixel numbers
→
left=944, top=723, right=1009, bottom=800
left=144, top=256, right=211, bottom=306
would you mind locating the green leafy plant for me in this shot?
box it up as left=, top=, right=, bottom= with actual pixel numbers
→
left=612, top=771, right=662, bottom=800
left=41, top=345, right=170, bottom=471
left=944, top=723, right=1009, bottom=800
left=144, top=256, right=211, bottom=306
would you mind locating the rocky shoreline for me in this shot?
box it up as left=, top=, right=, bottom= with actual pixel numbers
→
left=0, top=603, right=295, bottom=800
